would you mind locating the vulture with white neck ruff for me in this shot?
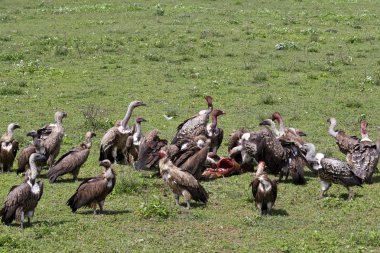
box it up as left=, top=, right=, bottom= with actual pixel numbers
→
left=47, top=132, right=96, bottom=183
left=1, top=153, right=45, bottom=228
left=158, top=150, right=208, bottom=209
left=171, top=96, right=213, bottom=146
left=67, top=159, right=116, bottom=214
left=250, top=161, right=278, bottom=215
left=99, top=100, right=146, bottom=164
left=0, top=123, right=20, bottom=172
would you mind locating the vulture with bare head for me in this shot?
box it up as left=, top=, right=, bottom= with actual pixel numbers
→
left=327, top=117, right=359, bottom=155
left=47, top=132, right=96, bottom=183
left=250, top=161, right=278, bottom=215
left=206, top=109, right=225, bottom=154
left=125, top=117, right=146, bottom=164
left=99, top=100, right=145, bottom=164
left=1, top=153, right=45, bottom=228
left=304, top=144, right=362, bottom=200
left=159, top=150, right=208, bottom=209
left=271, top=112, right=306, bottom=147
left=42, top=111, right=67, bottom=168
left=67, top=160, right=116, bottom=214
left=0, top=123, right=20, bottom=172
left=171, top=96, right=213, bottom=146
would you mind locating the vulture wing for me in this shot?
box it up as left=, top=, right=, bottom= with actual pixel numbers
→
left=180, top=144, right=209, bottom=179
left=349, top=141, right=379, bottom=183
left=135, top=130, right=167, bottom=170
left=320, top=158, right=362, bottom=187
left=1, top=183, right=31, bottom=224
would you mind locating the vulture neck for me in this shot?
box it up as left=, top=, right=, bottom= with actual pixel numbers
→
left=29, top=159, right=39, bottom=180
left=7, top=125, right=15, bottom=137
left=210, top=114, right=218, bottom=132
left=277, top=118, right=285, bottom=136
left=84, top=137, right=93, bottom=148
left=121, top=103, right=135, bottom=130
left=256, top=162, right=265, bottom=176
left=360, top=130, right=371, bottom=142
left=268, top=121, right=280, bottom=137
left=133, top=122, right=142, bottom=143
left=304, top=145, right=316, bottom=162
left=328, top=120, right=338, bottom=138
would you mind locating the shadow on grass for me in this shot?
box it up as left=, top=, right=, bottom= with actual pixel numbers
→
left=270, top=208, right=289, bottom=216
left=9, top=219, right=73, bottom=228
left=372, top=175, right=380, bottom=184
left=49, top=178, right=87, bottom=184
left=77, top=209, right=131, bottom=215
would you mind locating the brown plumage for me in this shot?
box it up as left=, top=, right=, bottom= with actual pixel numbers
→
left=347, top=121, right=379, bottom=184
left=271, top=112, right=306, bottom=147
left=159, top=150, right=208, bottom=209
left=17, top=129, right=50, bottom=174
left=171, top=96, right=213, bottom=146
left=99, top=100, right=145, bottom=164
left=125, top=117, right=146, bottom=164
left=67, top=160, right=116, bottom=214
left=206, top=109, right=225, bottom=154
left=327, top=117, right=359, bottom=156
left=42, top=111, right=67, bottom=168
left=1, top=153, right=45, bottom=228
left=250, top=161, right=278, bottom=215
left=0, top=123, right=20, bottom=172
left=47, top=132, right=96, bottom=183
left=134, top=129, right=168, bottom=170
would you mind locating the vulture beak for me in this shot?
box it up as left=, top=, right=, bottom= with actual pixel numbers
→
left=26, top=131, right=37, bottom=137
left=141, top=118, right=147, bottom=122
left=259, top=119, right=272, bottom=126
left=139, top=102, right=146, bottom=107
left=14, top=124, right=21, bottom=129
left=92, top=132, right=97, bottom=137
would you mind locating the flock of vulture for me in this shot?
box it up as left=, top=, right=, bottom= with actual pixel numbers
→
left=0, top=96, right=379, bottom=228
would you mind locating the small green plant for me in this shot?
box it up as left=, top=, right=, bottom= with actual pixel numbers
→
left=253, top=72, right=268, bottom=83
left=0, top=52, right=24, bottom=61
left=80, top=104, right=112, bottom=131
left=0, top=87, right=23, bottom=96
left=260, top=94, right=276, bottom=105
left=345, top=100, right=362, bottom=108
left=155, top=4, right=164, bottom=16
left=136, top=196, right=172, bottom=219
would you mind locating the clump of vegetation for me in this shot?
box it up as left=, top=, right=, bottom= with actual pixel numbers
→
left=0, top=87, right=23, bottom=96
left=80, top=104, right=112, bottom=130
left=155, top=4, right=164, bottom=16
left=349, top=230, right=380, bottom=247
left=345, top=100, right=362, bottom=108
left=136, top=196, right=172, bottom=219
left=260, top=94, right=276, bottom=105
left=253, top=72, right=268, bottom=83
left=0, top=52, right=24, bottom=61
left=114, top=173, right=158, bottom=195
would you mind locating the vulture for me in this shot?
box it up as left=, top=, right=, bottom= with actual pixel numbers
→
left=271, top=112, right=306, bottom=147
left=0, top=153, right=45, bottom=228
left=0, top=123, right=20, bottom=172
left=42, top=111, right=67, bottom=168
left=67, top=159, right=116, bottom=214
left=158, top=150, right=208, bottom=209
left=134, top=129, right=168, bottom=170
left=17, top=129, right=50, bottom=174
left=171, top=96, right=213, bottom=146
left=47, top=131, right=96, bottom=183
left=99, top=100, right=146, bottom=164
left=303, top=144, right=362, bottom=200
left=206, top=109, right=225, bottom=154
left=327, top=117, right=359, bottom=156
left=347, top=120, right=379, bottom=184
left=125, top=117, right=146, bottom=164
left=227, top=128, right=256, bottom=172
left=250, top=161, right=278, bottom=215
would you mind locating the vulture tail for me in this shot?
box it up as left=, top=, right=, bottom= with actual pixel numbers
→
left=0, top=206, right=16, bottom=225
left=67, top=194, right=78, bottom=213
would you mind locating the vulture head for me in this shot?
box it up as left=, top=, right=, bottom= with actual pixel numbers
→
left=205, top=96, right=213, bottom=108
left=7, top=123, right=20, bottom=135
left=26, top=130, right=38, bottom=138
left=327, top=117, right=338, bottom=137
left=99, top=159, right=112, bottom=168
left=271, top=112, right=283, bottom=124
left=256, top=161, right=265, bottom=175
left=85, top=131, right=96, bottom=141
left=55, top=111, right=68, bottom=123
left=29, top=153, right=47, bottom=179
left=136, top=117, right=147, bottom=124
left=130, top=100, right=146, bottom=108
left=211, top=109, right=225, bottom=123
left=360, top=120, right=371, bottom=142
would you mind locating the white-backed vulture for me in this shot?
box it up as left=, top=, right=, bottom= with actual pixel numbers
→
left=158, top=150, right=208, bottom=209
left=67, top=160, right=116, bottom=214
left=347, top=120, right=379, bottom=184
left=0, top=153, right=45, bottom=228
left=171, top=96, right=213, bottom=146
left=271, top=112, right=306, bottom=147
left=17, top=129, right=50, bottom=174
left=0, top=123, right=20, bottom=172
left=99, top=100, right=145, bottom=164
left=250, top=161, right=278, bottom=215
left=125, top=117, right=146, bottom=164
left=206, top=109, right=225, bottom=154
left=47, top=132, right=96, bottom=183
left=304, top=144, right=362, bottom=200
left=134, top=129, right=168, bottom=170
left=42, top=111, right=67, bottom=168
left=327, top=117, right=359, bottom=156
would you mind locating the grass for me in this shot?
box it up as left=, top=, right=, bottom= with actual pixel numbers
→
left=0, top=0, right=380, bottom=252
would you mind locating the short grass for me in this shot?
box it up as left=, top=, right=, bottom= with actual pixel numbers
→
left=1, top=0, right=380, bottom=252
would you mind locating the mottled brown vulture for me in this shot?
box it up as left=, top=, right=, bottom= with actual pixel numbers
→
left=125, top=117, right=146, bottom=164
left=327, top=117, right=359, bottom=156
left=99, top=100, right=145, bottom=164
left=158, top=150, right=208, bottom=209
left=67, top=160, right=116, bottom=214
left=171, top=96, right=213, bottom=146
left=134, top=129, right=168, bottom=170
left=206, top=109, right=225, bottom=154
left=47, top=132, right=96, bottom=183
left=0, top=123, right=20, bottom=172
left=17, top=129, right=50, bottom=174
left=250, top=161, right=278, bottom=215
left=1, top=153, right=45, bottom=228
left=42, top=111, right=67, bottom=168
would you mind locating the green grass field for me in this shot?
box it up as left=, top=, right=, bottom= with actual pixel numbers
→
left=1, top=0, right=380, bottom=252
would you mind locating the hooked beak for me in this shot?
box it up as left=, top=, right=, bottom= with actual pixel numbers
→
left=259, top=119, right=272, bottom=126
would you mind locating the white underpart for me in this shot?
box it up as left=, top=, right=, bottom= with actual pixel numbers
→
left=258, top=177, right=272, bottom=192
left=26, top=211, right=34, bottom=218
left=1, top=143, right=12, bottom=152
left=320, top=180, right=330, bottom=191
left=198, top=109, right=207, bottom=115
left=107, top=180, right=113, bottom=188
left=181, top=143, right=189, bottom=150
left=315, top=153, right=325, bottom=169
left=117, top=126, right=131, bottom=134
left=197, top=139, right=205, bottom=148
left=206, top=124, right=213, bottom=136
left=241, top=133, right=251, bottom=141
left=361, top=137, right=372, bottom=142
left=31, top=183, right=40, bottom=195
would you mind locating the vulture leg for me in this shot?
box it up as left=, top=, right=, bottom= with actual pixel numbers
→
left=20, top=211, right=25, bottom=229
left=279, top=166, right=288, bottom=182
left=72, top=169, right=79, bottom=182
left=182, top=191, right=192, bottom=210
left=111, top=147, right=117, bottom=164
left=174, top=194, right=180, bottom=207
left=98, top=201, right=105, bottom=213
left=320, top=180, right=331, bottom=199
left=347, top=187, right=354, bottom=201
